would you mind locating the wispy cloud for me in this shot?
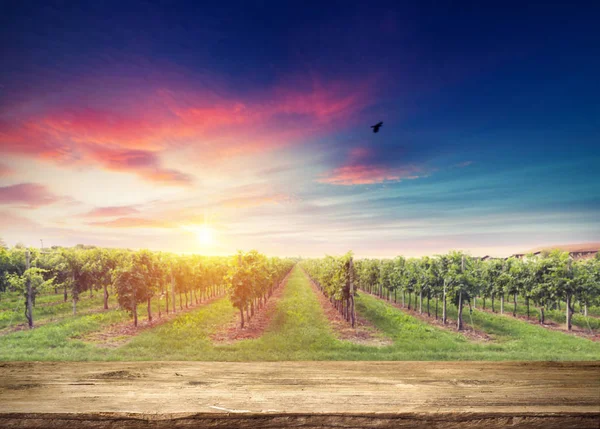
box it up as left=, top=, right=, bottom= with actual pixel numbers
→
left=218, top=193, right=293, bottom=209
left=86, top=146, right=193, bottom=186
left=78, top=205, right=140, bottom=218
left=88, top=217, right=173, bottom=228
left=454, top=160, right=474, bottom=168
left=0, top=163, right=15, bottom=177
left=0, top=183, right=64, bottom=208
left=318, top=147, right=425, bottom=185
left=0, top=69, right=374, bottom=184
left=0, top=210, right=38, bottom=228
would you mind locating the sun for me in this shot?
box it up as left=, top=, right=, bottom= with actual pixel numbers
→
left=195, top=224, right=214, bottom=246
left=182, top=224, right=215, bottom=247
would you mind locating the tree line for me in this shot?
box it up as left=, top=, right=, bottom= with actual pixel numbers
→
left=300, top=252, right=357, bottom=327
left=302, top=250, right=599, bottom=332
left=0, top=244, right=293, bottom=329
left=225, top=250, right=295, bottom=328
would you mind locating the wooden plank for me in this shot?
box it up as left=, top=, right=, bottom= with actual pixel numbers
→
left=1, top=361, right=598, bottom=428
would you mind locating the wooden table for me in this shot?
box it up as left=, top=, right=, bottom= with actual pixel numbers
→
left=1, top=361, right=599, bottom=428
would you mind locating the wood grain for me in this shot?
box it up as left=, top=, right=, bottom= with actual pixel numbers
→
left=1, top=361, right=598, bottom=428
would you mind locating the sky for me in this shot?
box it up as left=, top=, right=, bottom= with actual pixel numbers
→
left=1, top=0, right=599, bottom=258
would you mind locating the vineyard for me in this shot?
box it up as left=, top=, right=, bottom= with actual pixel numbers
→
left=0, top=246, right=293, bottom=332
left=0, top=245, right=599, bottom=361
left=302, top=250, right=600, bottom=333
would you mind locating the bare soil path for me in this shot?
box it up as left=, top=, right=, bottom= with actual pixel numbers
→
left=0, top=361, right=598, bottom=428
left=82, top=294, right=225, bottom=348
left=210, top=271, right=291, bottom=344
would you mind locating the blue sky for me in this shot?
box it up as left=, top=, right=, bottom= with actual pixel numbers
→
left=0, top=0, right=598, bottom=256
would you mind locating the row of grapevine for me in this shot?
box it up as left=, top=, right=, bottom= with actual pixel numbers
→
left=0, top=245, right=293, bottom=329
left=355, top=250, right=600, bottom=331
left=301, top=250, right=599, bottom=332
left=225, top=250, right=295, bottom=328
left=300, top=252, right=357, bottom=327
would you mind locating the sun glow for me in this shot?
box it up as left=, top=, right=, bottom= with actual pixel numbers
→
left=182, top=224, right=216, bottom=247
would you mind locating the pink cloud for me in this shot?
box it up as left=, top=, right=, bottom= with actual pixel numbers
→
left=0, top=163, right=15, bottom=177
left=86, top=146, right=193, bottom=186
left=88, top=217, right=173, bottom=228
left=0, top=72, right=374, bottom=183
left=78, top=205, right=140, bottom=218
left=0, top=183, right=63, bottom=208
left=318, top=146, right=424, bottom=185
left=318, top=164, right=423, bottom=185
left=0, top=211, right=38, bottom=228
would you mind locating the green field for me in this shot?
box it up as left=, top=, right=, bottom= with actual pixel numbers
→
left=0, top=267, right=598, bottom=361
left=487, top=296, right=600, bottom=331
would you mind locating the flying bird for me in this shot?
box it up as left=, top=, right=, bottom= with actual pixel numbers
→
left=371, top=121, right=383, bottom=133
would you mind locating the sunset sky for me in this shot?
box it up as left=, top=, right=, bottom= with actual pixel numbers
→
left=1, top=1, right=599, bottom=257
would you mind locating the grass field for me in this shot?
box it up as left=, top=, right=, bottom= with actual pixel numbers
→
left=495, top=297, right=600, bottom=331
left=0, top=267, right=598, bottom=361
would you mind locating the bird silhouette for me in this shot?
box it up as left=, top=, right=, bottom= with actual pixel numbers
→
left=371, top=121, right=383, bottom=133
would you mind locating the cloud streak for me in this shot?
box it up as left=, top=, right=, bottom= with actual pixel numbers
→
left=86, top=146, right=193, bottom=186
left=88, top=217, right=173, bottom=229
left=78, top=205, right=140, bottom=218
left=318, top=147, right=425, bottom=185
left=0, top=183, right=64, bottom=208
left=0, top=163, right=15, bottom=177
left=0, top=69, right=374, bottom=185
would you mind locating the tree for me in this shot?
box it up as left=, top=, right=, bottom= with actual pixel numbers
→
left=0, top=247, right=11, bottom=299
left=415, top=257, right=434, bottom=314
left=577, top=257, right=600, bottom=318
left=391, top=257, right=406, bottom=303
left=154, top=252, right=169, bottom=318
left=529, top=255, right=555, bottom=324
left=496, top=258, right=519, bottom=315
left=436, top=254, right=452, bottom=324
left=7, top=265, right=53, bottom=328
left=300, top=253, right=355, bottom=323
left=113, top=250, right=154, bottom=327
left=441, top=252, right=475, bottom=331
left=378, top=259, right=394, bottom=302
left=482, top=259, right=503, bottom=312
left=428, top=257, right=445, bottom=320
left=511, top=258, right=533, bottom=318
left=402, top=259, right=419, bottom=310
left=61, top=249, right=92, bottom=314
left=508, top=258, right=529, bottom=317
left=84, top=248, right=116, bottom=310
left=225, top=251, right=258, bottom=328
left=363, top=259, right=381, bottom=296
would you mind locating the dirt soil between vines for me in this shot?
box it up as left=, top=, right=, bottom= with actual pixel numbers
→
left=210, top=272, right=291, bottom=344
left=82, top=294, right=225, bottom=348
left=0, top=361, right=598, bottom=429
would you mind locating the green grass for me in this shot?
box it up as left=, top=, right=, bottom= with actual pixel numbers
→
left=0, top=293, right=121, bottom=331
left=0, top=290, right=70, bottom=311
left=0, top=310, right=129, bottom=360
left=0, top=267, right=598, bottom=361
left=588, top=305, right=600, bottom=318
left=0, top=288, right=204, bottom=332
left=479, top=297, right=600, bottom=332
